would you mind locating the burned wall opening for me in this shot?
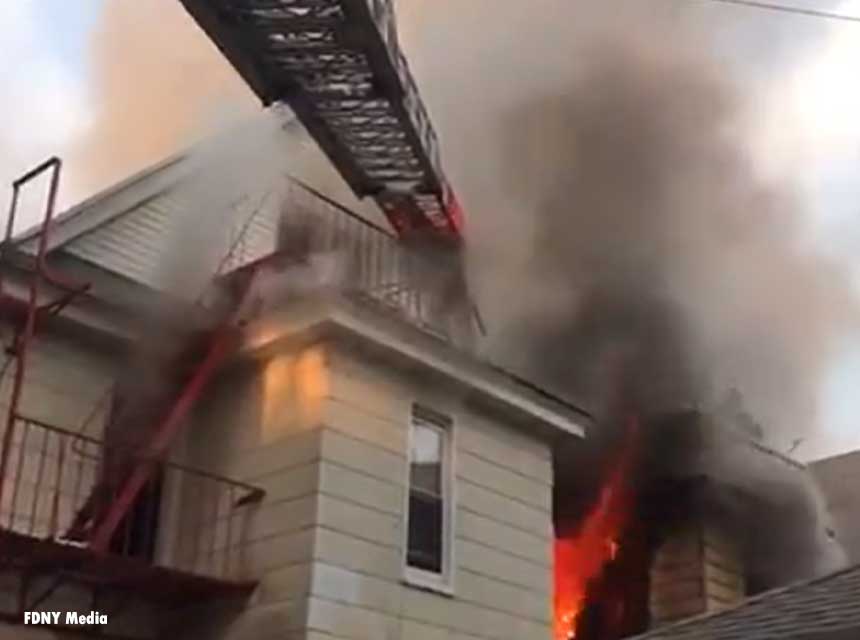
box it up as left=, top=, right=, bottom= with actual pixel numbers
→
left=553, top=409, right=844, bottom=640
left=444, top=13, right=854, bottom=640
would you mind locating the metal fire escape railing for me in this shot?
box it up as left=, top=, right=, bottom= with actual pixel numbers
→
left=280, top=178, right=469, bottom=338
left=1, top=416, right=262, bottom=581
left=178, top=0, right=464, bottom=239
left=0, top=158, right=91, bottom=508
left=2, top=0, right=471, bottom=591
left=0, top=160, right=265, bottom=597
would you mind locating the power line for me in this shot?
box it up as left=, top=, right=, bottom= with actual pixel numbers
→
left=699, top=0, right=860, bottom=23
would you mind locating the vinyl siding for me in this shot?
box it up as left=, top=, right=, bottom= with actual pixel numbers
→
left=174, top=346, right=331, bottom=639
left=0, top=323, right=116, bottom=537
left=64, top=189, right=281, bottom=295
left=174, top=337, right=556, bottom=640
left=306, top=344, right=554, bottom=640
left=0, top=325, right=161, bottom=640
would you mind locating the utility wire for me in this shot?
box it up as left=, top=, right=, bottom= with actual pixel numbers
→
left=699, top=0, right=860, bottom=23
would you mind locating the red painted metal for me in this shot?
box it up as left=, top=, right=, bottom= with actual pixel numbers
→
left=0, top=154, right=265, bottom=621
left=178, top=0, right=465, bottom=241
left=0, top=158, right=85, bottom=513
left=86, top=263, right=261, bottom=553
left=2, top=415, right=263, bottom=577
left=88, top=324, right=240, bottom=552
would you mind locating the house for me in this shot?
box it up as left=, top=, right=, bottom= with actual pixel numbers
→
left=0, top=145, right=589, bottom=640
left=627, top=562, right=860, bottom=640
left=812, top=450, right=860, bottom=564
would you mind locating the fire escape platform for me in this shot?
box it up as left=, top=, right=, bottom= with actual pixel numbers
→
left=1, top=528, right=257, bottom=607
left=0, top=414, right=265, bottom=614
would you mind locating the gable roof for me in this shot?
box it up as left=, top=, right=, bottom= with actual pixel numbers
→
left=631, top=564, right=860, bottom=640
left=16, top=154, right=190, bottom=254
left=13, top=114, right=324, bottom=292
left=15, top=151, right=285, bottom=293
left=9, top=129, right=592, bottom=438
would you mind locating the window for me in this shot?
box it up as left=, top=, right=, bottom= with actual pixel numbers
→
left=404, top=406, right=453, bottom=591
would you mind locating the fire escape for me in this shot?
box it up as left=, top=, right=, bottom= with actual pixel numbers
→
left=0, top=0, right=465, bottom=633
left=0, top=159, right=266, bottom=633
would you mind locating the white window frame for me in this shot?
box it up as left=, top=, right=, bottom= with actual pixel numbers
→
left=402, top=405, right=455, bottom=595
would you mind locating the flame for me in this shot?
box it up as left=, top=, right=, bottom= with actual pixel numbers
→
left=554, top=417, right=640, bottom=640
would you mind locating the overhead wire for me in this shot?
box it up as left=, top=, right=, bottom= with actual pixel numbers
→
left=696, top=0, right=860, bottom=23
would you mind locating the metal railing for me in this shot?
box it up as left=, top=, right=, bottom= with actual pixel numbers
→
left=0, top=416, right=264, bottom=582
left=216, top=177, right=473, bottom=342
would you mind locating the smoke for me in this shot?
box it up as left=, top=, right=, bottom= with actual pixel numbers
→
left=69, top=0, right=256, bottom=202
left=395, top=0, right=854, bottom=583
left=77, top=0, right=853, bottom=462
left=394, top=1, right=857, bottom=455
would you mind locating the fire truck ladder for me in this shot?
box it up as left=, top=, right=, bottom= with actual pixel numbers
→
left=179, top=0, right=464, bottom=239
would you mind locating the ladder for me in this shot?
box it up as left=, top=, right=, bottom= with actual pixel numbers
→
left=0, top=159, right=91, bottom=513
left=178, top=0, right=463, bottom=239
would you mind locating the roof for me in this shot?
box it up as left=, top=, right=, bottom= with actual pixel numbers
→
left=13, top=114, right=368, bottom=292
left=8, top=132, right=592, bottom=438
left=15, top=154, right=189, bottom=253
left=630, top=564, right=860, bottom=640
left=243, top=297, right=590, bottom=438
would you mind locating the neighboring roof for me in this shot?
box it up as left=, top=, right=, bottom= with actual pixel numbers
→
left=630, top=564, right=860, bottom=640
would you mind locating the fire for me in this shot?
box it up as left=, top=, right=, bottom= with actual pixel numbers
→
left=554, top=417, right=640, bottom=640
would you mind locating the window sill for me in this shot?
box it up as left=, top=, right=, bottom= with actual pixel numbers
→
left=403, top=569, right=454, bottom=598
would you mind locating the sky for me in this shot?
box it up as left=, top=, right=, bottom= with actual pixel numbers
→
left=0, top=1, right=100, bottom=217
left=2, top=0, right=860, bottom=460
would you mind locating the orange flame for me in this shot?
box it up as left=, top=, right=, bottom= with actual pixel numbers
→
left=554, top=417, right=640, bottom=640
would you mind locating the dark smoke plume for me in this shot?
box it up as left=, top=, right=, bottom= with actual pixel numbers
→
left=398, top=4, right=857, bottom=452
left=396, top=1, right=852, bottom=578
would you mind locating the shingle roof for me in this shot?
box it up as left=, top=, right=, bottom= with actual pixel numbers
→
left=630, top=564, right=860, bottom=639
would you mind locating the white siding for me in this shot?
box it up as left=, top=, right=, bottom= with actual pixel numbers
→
left=175, top=337, right=556, bottom=640
left=0, top=324, right=116, bottom=537
left=175, top=347, right=331, bottom=638
left=305, top=344, right=554, bottom=640
left=65, top=189, right=281, bottom=294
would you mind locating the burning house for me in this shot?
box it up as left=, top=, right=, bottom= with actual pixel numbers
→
left=0, top=147, right=844, bottom=640
left=2, top=0, right=857, bottom=639
left=0, top=2, right=594, bottom=637
left=0, top=147, right=590, bottom=639
left=553, top=405, right=845, bottom=640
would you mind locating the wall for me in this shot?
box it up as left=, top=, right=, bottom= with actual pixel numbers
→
left=812, top=451, right=860, bottom=564
left=0, top=321, right=116, bottom=539
left=649, top=520, right=745, bottom=626
left=0, top=321, right=163, bottom=639
left=172, top=344, right=329, bottom=640
left=176, top=337, right=556, bottom=640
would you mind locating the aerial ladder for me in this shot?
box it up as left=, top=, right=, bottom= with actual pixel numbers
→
left=53, top=0, right=468, bottom=552
left=180, top=0, right=464, bottom=239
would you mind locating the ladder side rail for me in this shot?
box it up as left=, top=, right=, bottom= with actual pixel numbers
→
left=88, top=326, right=238, bottom=552
left=0, top=158, right=63, bottom=511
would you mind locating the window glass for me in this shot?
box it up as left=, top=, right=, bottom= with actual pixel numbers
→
left=410, top=422, right=442, bottom=496
left=406, top=414, right=448, bottom=576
